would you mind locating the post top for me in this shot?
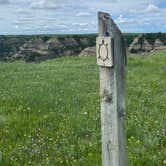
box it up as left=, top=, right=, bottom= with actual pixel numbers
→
left=98, top=11, right=122, bottom=37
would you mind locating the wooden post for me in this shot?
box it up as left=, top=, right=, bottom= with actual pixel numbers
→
left=97, top=12, right=128, bottom=166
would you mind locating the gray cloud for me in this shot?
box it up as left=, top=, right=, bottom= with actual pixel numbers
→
left=0, top=0, right=9, bottom=4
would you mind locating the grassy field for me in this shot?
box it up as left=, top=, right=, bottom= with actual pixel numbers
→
left=0, top=50, right=165, bottom=165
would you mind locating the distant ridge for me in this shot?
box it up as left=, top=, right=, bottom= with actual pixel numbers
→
left=0, top=33, right=165, bottom=62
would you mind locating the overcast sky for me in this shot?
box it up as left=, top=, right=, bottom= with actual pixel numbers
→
left=0, top=0, right=166, bottom=34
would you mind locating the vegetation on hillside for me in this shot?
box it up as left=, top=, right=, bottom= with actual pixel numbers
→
left=0, top=50, right=165, bottom=165
left=143, top=32, right=166, bottom=44
left=0, top=34, right=100, bottom=61
left=0, top=33, right=140, bottom=61
left=1, top=33, right=166, bottom=62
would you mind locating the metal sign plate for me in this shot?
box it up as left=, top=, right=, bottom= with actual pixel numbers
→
left=96, top=37, right=114, bottom=67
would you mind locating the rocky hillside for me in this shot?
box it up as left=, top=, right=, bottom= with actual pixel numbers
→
left=12, top=36, right=96, bottom=62
left=0, top=34, right=97, bottom=62
left=79, top=33, right=166, bottom=57
left=0, top=33, right=165, bottom=62
left=129, top=33, right=166, bottom=53
left=0, top=33, right=139, bottom=62
left=79, top=47, right=96, bottom=57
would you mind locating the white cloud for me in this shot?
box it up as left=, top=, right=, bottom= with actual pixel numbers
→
left=76, top=12, right=92, bottom=17
left=83, top=28, right=88, bottom=31
left=145, top=4, right=160, bottom=13
left=29, top=0, right=70, bottom=9
left=115, top=15, right=127, bottom=24
left=15, top=8, right=31, bottom=15
left=115, top=15, right=137, bottom=25
left=0, top=0, right=166, bottom=34
left=114, top=4, right=166, bottom=32
left=30, top=0, right=59, bottom=9
left=130, top=3, right=163, bottom=14
left=72, top=22, right=89, bottom=27
left=79, top=23, right=88, bottom=26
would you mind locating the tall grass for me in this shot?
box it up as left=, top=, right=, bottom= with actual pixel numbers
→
left=0, top=50, right=165, bottom=165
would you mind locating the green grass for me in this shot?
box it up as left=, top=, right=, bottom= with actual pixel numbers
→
left=0, top=50, right=166, bottom=165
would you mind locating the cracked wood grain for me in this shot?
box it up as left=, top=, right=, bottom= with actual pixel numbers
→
left=98, top=11, right=128, bottom=166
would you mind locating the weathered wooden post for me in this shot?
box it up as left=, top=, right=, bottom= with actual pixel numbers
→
left=96, top=12, right=128, bottom=166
